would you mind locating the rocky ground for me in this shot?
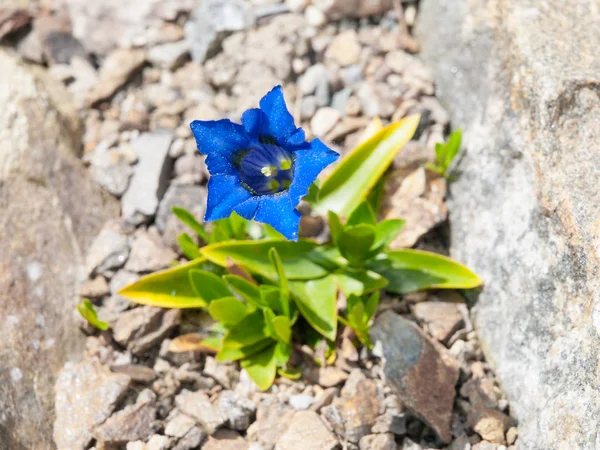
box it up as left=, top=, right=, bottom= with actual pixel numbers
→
left=2, top=1, right=518, bottom=449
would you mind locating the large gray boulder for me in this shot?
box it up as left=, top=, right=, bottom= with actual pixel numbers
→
left=0, top=49, right=118, bottom=448
left=417, top=1, right=600, bottom=449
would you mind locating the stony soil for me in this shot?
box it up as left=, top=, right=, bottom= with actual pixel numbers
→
left=2, top=1, right=518, bottom=449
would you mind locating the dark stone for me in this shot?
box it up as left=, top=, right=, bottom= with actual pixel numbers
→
left=371, top=311, right=458, bottom=443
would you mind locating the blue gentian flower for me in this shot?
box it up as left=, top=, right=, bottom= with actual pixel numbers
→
left=190, top=86, right=339, bottom=241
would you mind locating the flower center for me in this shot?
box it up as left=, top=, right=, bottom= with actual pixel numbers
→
left=237, top=142, right=294, bottom=195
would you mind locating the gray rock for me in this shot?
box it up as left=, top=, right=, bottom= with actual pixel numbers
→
left=298, top=63, right=328, bottom=96
left=165, top=413, right=197, bottom=438
left=216, top=391, right=257, bottom=430
left=359, top=433, right=397, bottom=450
left=113, top=306, right=164, bottom=346
left=0, top=7, right=30, bottom=40
left=310, top=107, right=341, bottom=138
left=412, top=302, right=466, bottom=344
left=0, top=50, right=118, bottom=449
left=125, top=229, right=177, bottom=273
left=90, top=147, right=134, bottom=197
left=156, top=184, right=207, bottom=251
left=86, top=48, right=147, bottom=105
left=416, top=1, right=600, bottom=448
left=175, top=389, right=227, bottom=435
left=275, top=410, right=338, bottom=450
left=93, top=389, right=159, bottom=444
left=371, top=311, right=458, bottom=444
left=203, top=429, right=249, bottom=450
left=121, top=130, right=174, bottom=223
left=172, top=426, right=207, bottom=450
left=331, top=87, right=352, bottom=115
left=85, top=222, right=130, bottom=277
left=54, top=360, right=131, bottom=449
left=42, top=31, right=88, bottom=66
left=69, top=0, right=194, bottom=56
left=325, top=30, right=362, bottom=67
left=312, top=0, right=394, bottom=19
left=247, top=397, right=296, bottom=448
left=321, top=369, right=382, bottom=443
left=289, top=394, right=315, bottom=410
left=130, top=308, right=182, bottom=355
left=401, top=438, right=422, bottom=450
left=203, top=356, right=239, bottom=389
left=148, top=40, right=190, bottom=70
left=79, top=276, right=110, bottom=298
left=185, top=0, right=254, bottom=63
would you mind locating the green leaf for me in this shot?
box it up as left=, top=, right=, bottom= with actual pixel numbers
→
left=189, top=269, right=231, bottom=303
left=327, top=211, right=343, bottom=247
left=290, top=275, right=337, bottom=341
left=367, top=176, right=385, bottom=214
left=272, top=316, right=292, bottom=343
left=263, top=307, right=277, bottom=338
left=201, top=239, right=328, bottom=281
left=258, top=285, right=284, bottom=314
left=350, top=301, right=366, bottom=329
left=269, top=248, right=289, bottom=317
left=370, top=219, right=405, bottom=255
left=223, top=275, right=262, bottom=308
left=278, top=367, right=302, bottom=380
left=223, top=311, right=269, bottom=348
left=364, top=291, right=380, bottom=321
left=172, top=206, right=210, bottom=242
left=334, top=269, right=388, bottom=296
left=228, top=211, right=249, bottom=240
left=217, top=339, right=272, bottom=362
left=118, top=258, right=210, bottom=308
left=338, top=224, right=376, bottom=267
left=367, top=249, right=483, bottom=294
left=262, top=224, right=286, bottom=239
left=77, top=299, right=109, bottom=331
left=444, top=129, right=462, bottom=168
left=303, top=181, right=320, bottom=205
left=314, top=114, right=420, bottom=216
left=176, top=233, right=202, bottom=260
left=346, top=201, right=376, bottom=227
left=273, top=340, right=291, bottom=365
left=241, top=344, right=278, bottom=390
left=209, top=297, right=249, bottom=327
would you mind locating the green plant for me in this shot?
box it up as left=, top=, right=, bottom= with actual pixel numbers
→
left=113, top=117, right=481, bottom=390
left=77, top=299, right=109, bottom=331
left=426, top=129, right=462, bottom=179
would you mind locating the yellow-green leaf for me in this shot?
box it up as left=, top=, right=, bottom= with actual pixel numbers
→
left=367, top=249, right=483, bottom=294
left=290, top=275, right=337, bottom=341
left=118, top=258, right=209, bottom=308
left=241, top=344, right=278, bottom=391
left=272, top=316, right=292, bottom=343
left=314, top=114, right=420, bottom=217
left=209, top=297, right=249, bottom=327
left=201, top=239, right=327, bottom=280
left=189, top=269, right=231, bottom=303
left=77, top=299, right=109, bottom=331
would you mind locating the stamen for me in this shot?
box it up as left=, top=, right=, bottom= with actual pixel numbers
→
left=261, top=165, right=278, bottom=177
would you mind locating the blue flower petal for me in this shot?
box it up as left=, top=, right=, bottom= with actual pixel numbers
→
left=233, top=196, right=260, bottom=221
left=288, top=138, right=339, bottom=206
left=286, top=127, right=310, bottom=150
left=190, top=119, right=250, bottom=176
left=254, top=193, right=301, bottom=241
left=259, top=85, right=297, bottom=144
left=205, top=175, right=253, bottom=221
left=241, top=108, right=267, bottom=139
